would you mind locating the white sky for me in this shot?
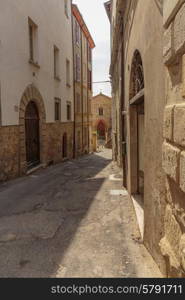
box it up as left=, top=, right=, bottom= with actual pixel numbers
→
left=72, top=0, right=111, bottom=97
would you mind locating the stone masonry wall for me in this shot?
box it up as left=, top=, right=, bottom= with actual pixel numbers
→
left=42, top=122, right=74, bottom=165
left=0, top=126, right=20, bottom=181
left=0, top=122, right=74, bottom=182
left=161, top=0, right=185, bottom=277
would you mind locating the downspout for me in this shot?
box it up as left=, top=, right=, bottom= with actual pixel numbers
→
left=87, top=42, right=90, bottom=153
left=81, top=31, right=84, bottom=154
left=121, top=18, right=127, bottom=187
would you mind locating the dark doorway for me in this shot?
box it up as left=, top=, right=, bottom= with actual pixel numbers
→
left=63, top=133, right=67, bottom=158
left=25, top=101, right=40, bottom=169
left=97, top=120, right=106, bottom=140
left=137, top=101, right=144, bottom=198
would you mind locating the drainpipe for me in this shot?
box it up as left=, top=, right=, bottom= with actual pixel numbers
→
left=87, top=43, right=90, bottom=153
left=121, top=18, right=127, bottom=187
left=81, top=31, right=84, bottom=154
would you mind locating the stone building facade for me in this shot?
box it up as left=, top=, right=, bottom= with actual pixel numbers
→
left=161, top=0, right=185, bottom=277
left=91, top=92, right=112, bottom=150
left=72, top=5, right=95, bottom=157
left=107, top=0, right=185, bottom=277
left=0, top=0, right=74, bottom=181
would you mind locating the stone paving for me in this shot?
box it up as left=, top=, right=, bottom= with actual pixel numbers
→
left=0, top=149, right=162, bottom=277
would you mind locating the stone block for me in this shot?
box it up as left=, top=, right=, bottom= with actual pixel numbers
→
left=179, top=234, right=185, bottom=272
left=159, top=204, right=182, bottom=271
left=182, top=54, right=185, bottom=98
left=163, top=105, right=174, bottom=140
left=163, top=0, right=185, bottom=28
left=163, top=24, right=173, bottom=64
left=165, top=205, right=182, bottom=250
left=162, top=142, right=180, bottom=181
left=174, top=3, right=185, bottom=54
left=180, top=151, right=185, bottom=192
left=174, top=104, right=185, bottom=146
left=166, top=178, right=173, bottom=204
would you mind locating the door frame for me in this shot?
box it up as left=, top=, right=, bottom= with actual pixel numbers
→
left=19, top=84, right=46, bottom=175
left=129, top=92, right=144, bottom=199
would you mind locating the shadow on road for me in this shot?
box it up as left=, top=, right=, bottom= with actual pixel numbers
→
left=0, top=151, right=113, bottom=277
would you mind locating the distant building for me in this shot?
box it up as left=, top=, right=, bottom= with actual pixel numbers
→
left=91, top=93, right=112, bottom=151
left=72, top=4, right=95, bottom=157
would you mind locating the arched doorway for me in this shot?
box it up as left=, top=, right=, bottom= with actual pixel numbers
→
left=129, top=50, right=145, bottom=204
left=19, top=84, right=46, bottom=174
left=97, top=120, right=106, bottom=141
left=25, top=101, right=40, bottom=168
left=63, top=133, right=67, bottom=158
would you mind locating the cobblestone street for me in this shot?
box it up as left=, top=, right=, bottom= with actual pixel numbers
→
left=0, top=149, right=161, bottom=277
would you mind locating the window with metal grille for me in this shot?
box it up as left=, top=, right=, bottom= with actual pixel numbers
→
left=88, top=45, right=92, bottom=63
left=84, top=95, right=87, bottom=113
left=75, top=54, right=81, bottom=82
left=75, top=20, right=80, bottom=45
left=28, top=18, right=38, bottom=63
left=54, top=46, right=60, bottom=79
left=66, top=59, right=70, bottom=86
left=88, top=70, right=92, bottom=90
left=67, top=102, right=71, bottom=121
left=54, top=98, right=61, bottom=121
left=76, top=93, right=81, bottom=113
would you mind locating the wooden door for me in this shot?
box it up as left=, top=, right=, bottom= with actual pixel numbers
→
left=25, top=101, right=40, bottom=168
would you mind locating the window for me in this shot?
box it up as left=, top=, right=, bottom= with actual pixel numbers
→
left=88, top=70, right=92, bottom=90
left=75, top=54, right=81, bottom=82
left=77, top=131, right=81, bottom=150
left=76, top=93, right=81, bottom=113
left=28, top=18, right=38, bottom=64
left=66, top=59, right=70, bottom=86
left=54, top=46, right=60, bottom=79
left=75, top=20, right=80, bottom=45
left=88, top=45, right=92, bottom=63
left=83, top=63, right=87, bottom=83
left=84, top=127, right=88, bottom=146
left=83, top=37, right=87, bottom=57
left=99, top=107, right=103, bottom=116
left=84, top=95, right=87, bottom=113
left=64, top=0, right=69, bottom=18
left=67, top=102, right=71, bottom=121
left=54, top=98, right=61, bottom=121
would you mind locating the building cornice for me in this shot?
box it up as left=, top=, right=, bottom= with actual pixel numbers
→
left=72, top=4, right=95, bottom=49
left=110, top=0, right=127, bottom=75
left=104, top=1, right=112, bottom=22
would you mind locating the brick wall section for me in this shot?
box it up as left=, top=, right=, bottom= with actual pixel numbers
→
left=0, top=122, right=74, bottom=181
left=45, top=122, right=74, bottom=164
left=0, top=126, right=19, bottom=181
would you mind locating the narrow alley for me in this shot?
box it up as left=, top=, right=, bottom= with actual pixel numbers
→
left=0, top=150, right=161, bottom=278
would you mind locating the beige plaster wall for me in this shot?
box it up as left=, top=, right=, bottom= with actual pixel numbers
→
left=123, top=0, right=166, bottom=274
left=0, top=0, right=74, bottom=125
